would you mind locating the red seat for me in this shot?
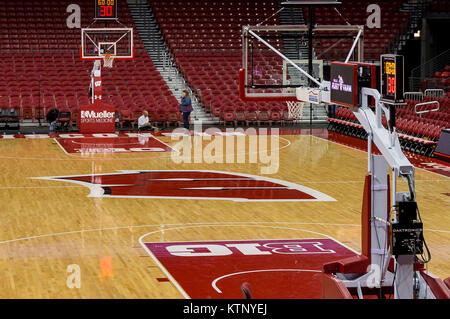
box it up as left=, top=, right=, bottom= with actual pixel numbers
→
left=257, top=107, right=270, bottom=127
left=221, top=105, right=236, bottom=126
left=154, top=108, right=168, bottom=127
left=270, top=107, right=282, bottom=126
left=120, top=109, right=134, bottom=128
left=245, top=106, right=258, bottom=126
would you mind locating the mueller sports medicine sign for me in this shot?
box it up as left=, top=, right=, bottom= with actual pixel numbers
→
left=80, top=110, right=115, bottom=121
left=78, top=103, right=115, bottom=133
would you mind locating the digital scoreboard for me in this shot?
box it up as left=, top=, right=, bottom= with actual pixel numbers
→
left=380, top=54, right=405, bottom=105
left=330, top=62, right=376, bottom=108
left=95, top=0, right=118, bottom=20
left=330, top=62, right=358, bottom=107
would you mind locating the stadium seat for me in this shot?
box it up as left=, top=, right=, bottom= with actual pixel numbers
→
left=120, top=109, right=134, bottom=128
left=0, top=1, right=178, bottom=126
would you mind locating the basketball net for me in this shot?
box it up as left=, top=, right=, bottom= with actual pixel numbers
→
left=103, top=54, right=115, bottom=68
left=286, top=100, right=304, bottom=119
left=281, top=86, right=304, bottom=119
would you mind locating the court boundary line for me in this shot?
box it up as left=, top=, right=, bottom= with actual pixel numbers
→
left=149, top=133, right=180, bottom=154
left=0, top=221, right=448, bottom=246
left=53, top=137, right=70, bottom=156
left=1, top=135, right=291, bottom=161
left=139, top=236, right=191, bottom=299
left=54, top=135, right=177, bottom=154
left=2, top=131, right=449, bottom=179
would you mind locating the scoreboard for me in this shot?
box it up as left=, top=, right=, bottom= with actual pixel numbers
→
left=330, top=62, right=376, bottom=108
left=330, top=62, right=358, bottom=107
left=380, top=54, right=405, bottom=105
left=95, top=0, right=118, bottom=20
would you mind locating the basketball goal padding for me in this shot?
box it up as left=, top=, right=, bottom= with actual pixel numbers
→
left=78, top=102, right=116, bottom=134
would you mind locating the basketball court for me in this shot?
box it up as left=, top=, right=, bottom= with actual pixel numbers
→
left=0, top=129, right=448, bottom=298
left=0, top=0, right=448, bottom=301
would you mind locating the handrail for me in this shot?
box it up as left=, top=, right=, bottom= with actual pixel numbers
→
left=414, top=100, right=440, bottom=116
left=424, top=89, right=445, bottom=99
left=404, top=91, right=424, bottom=101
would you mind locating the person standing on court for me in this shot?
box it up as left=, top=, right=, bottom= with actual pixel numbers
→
left=180, top=90, right=193, bottom=130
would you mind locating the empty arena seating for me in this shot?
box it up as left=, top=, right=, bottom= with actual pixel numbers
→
left=430, top=0, right=450, bottom=12
left=150, top=0, right=297, bottom=125
left=422, top=65, right=450, bottom=92
left=0, top=106, right=19, bottom=129
left=304, top=0, right=410, bottom=61
left=328, top=95, right=450, bottom=155
left=0, top=0, right=179, bottom=127
left=150, top=0, right=415, bottom=125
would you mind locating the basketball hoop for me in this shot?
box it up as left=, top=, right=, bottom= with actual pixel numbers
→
left=102, top=53, right=115, bottom=68
left=286, top=100, right=304, bottom=119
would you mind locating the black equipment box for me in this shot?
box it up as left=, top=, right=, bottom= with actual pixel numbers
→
left=390, top=221, right=424, bottom=256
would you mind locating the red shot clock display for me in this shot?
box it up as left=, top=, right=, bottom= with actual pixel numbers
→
left=95, top=0, right=118, bottom=20
left=381, top=54, right=405, bottom=105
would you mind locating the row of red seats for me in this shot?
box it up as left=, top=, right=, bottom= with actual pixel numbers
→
left=118, top=108, right=186, bottom=129
left=328, top=106, right=446, bottom=156
left=432, top=65, right=450, bottom=79
left=430, top=0, right=450, bottom=12
left=403, top=98, right=450, bottom=123
left=427, top=66, right=450, bottom=89
left=0, top=0, right=179, bottom=124
left=151, top=0, right=281, bottom=57
left=217, top=104, right=296, bottom=127
left=152, top=1, right=279, bottom=10
left=152, top=0, right=413, bottom=118
left=176, top=51, right=287, bottom=115
left=303, top=0, right=409, bottom=61
left=337, top=105, right=447, bottom=141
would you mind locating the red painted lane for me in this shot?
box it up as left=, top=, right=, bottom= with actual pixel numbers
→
left=55, top=136, right=173, bottom=153
left=144, top=239, right=357, bottom=299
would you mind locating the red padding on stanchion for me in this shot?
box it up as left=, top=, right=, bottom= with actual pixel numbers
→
left=361, top=174, right=371, bottom=261
left=322, top=273, right=353, bottom=299
left=419, top=270, right=450, bottom=299
left=444, top=277, right=450, bottom=290
left=323, top=255, right=369, bottom=275
left=361, top=173, right=390, bottom=263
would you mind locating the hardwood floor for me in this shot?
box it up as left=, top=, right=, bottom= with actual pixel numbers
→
left=0, top=131, right=448, bottom=298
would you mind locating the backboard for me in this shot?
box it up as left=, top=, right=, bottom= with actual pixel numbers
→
left=282, top=59, right=323, bottom=93
left=239, top=24, right=364, bottom=102
left=81, top=28, right=134, bottom=60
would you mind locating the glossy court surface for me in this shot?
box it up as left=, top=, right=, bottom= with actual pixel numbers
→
left=0, top=129, right=448, bottom=298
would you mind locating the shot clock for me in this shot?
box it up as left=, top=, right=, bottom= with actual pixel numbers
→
left=380, top=54, right=405, bottom=105
left=95, top=0, right=118, bottom=20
